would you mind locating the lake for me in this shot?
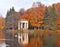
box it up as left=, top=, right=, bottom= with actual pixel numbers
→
left=0, top=43, right=6, bottom=47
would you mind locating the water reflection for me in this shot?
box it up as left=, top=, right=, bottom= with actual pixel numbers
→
left=0, top=43, right=6, bottom=47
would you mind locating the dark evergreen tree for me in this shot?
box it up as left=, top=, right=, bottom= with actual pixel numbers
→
left=44, top=7, right=50, bottom=30
left=11, top=6, right=15, bottom=11
left=49, top=6, right=58, bottom=30
left=44, top=6, right=58, bottom=30
left=5, top=7, right=20, bottom=30
left=5, top=10, right=10, bottom=21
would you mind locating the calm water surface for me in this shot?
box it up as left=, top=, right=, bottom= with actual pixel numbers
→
left=0, top=43, right=6, bottom=47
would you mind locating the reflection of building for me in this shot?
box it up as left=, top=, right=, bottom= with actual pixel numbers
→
left=18, top=33, right=28, bottom=45
left=18, top=19, right=29, bottom=45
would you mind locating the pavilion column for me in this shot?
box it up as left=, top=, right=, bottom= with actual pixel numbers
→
left=18, top=33, right=22, bottom=44
left=18, top=21, right=20, bottom=30
left=22, top=33, right=28, bottom=44
left=27, top=23, right=28, bottom=29
left=21, top=23, right=23, bottom=29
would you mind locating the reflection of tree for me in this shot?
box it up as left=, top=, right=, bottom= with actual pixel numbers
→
left=43, top=31, right=57, bottom=47
left=29, top=30, right=44, bottom=47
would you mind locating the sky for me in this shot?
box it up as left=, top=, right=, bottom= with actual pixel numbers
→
left=0, top=0, right=60, bottom=18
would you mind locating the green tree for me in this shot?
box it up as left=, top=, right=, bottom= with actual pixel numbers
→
left=44, top=6, right=58, bottom=30
left=44, top=7, right=50, bottom=30
left=5, top=7, right=20, bottom=30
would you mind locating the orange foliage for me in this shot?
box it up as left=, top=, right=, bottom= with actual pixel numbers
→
left=0, top=17, right=5, bottom=30
left=53, top=3, right=60, bottom=29
left=21, top=37, right=44, bottom=47
left=57, top=18, right=60, bottom=29
left=57, top=34, right=60, bottom=47
left=20, top=13, right=30, bottom=21
left=28, top=37, right=44, bottom=47
left=27, top=6, right=45, bottom=27
left=57, top=18, right=60, bottom=25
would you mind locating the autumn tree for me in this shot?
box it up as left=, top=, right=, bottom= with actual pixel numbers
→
left=21, top=13, right=30, bottom=20
left=0, top=16, right=5, bottom=31
left=27, top=2, right=45, bottom=29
